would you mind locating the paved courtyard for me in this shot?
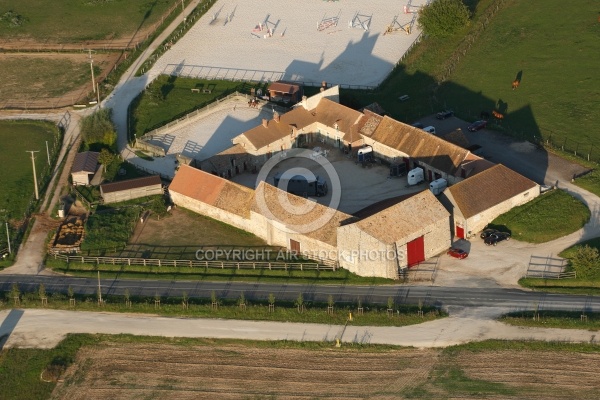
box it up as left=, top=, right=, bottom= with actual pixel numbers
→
left=232, top=144, right=424, bottom=215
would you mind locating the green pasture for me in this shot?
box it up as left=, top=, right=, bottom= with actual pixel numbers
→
left=0, top=0, right=176, bottom=42
left=0, top=120, right=58, bottom=220
left=436, top=0, right=600, bottom=148
left=129, top=76, right=263, bottom=138
left=488, top=189, right=589, bottom=243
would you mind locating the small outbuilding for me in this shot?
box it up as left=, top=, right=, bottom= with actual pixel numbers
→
left=439, top=164, right=538, bottom=239
left=267, top=81, right=302, bottom=104
left=71, top=151, right=100, bottom=186
left=100, top=175, right=163, bottom=204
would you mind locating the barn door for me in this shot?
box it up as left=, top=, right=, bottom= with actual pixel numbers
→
left=290, top=239, right=300, bottom=255
left=407, top=236, right=425, bottom=267
left=456, top=225, right=465, bottom=239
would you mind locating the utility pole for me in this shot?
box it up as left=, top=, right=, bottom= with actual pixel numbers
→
left=97, top=270, right=102, bottom=304
left=88, top=49, right=96, bottom=93
left=5, top=222, right=10, bottom=254
left=26, top=151, right=40, bottom=200
left=181, top=0, right=186, bottom=24
left=96, top=81, right=100, bottom=106
left=45, top=141, right=51, bottom=165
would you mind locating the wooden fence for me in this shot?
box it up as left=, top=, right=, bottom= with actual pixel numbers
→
left=52, top=253, right=334, bottom=271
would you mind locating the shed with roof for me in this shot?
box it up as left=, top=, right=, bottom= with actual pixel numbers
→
left=100, top=175, right=163, bottom=204
left=439, top=164, right=539, bottom=238
left=71, top=151, right=100, bottom=186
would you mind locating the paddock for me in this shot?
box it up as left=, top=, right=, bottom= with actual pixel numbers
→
left=149, top=0, right=429, bottom=87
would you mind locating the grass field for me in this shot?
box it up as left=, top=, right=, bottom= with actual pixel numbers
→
left=129, top=76, right=263, bottom=137
left=501, top=310, right=600, bottom=330
left=0, top=55, right=96, bottom=99
left=0, top=0, right=175, bottom=42
left=4, top=336, right=600, bottom=400
left=435, top=0, right=600, bottom=151
left=488, top=189, right=590, bottom=243
left=0, top=120, right=58, bottom=221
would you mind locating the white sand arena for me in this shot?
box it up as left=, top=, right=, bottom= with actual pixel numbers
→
left=145, top=96, right=274, bottom=161
left=150, top=0, right=428, bottom=87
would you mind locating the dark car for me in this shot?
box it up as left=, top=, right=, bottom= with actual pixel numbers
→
left=480, top=228, right=499, bottom=239
left=436, top=110, right=454, bottom=120
left=484, top=232, right=511, bottom=246
left=411, top=122, right=424, bottom=129
left=447, top=247, right=468, bottom=259
left=467, top=120, right=487, bottom=132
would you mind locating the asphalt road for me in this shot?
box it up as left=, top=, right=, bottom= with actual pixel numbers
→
left=0, top=275, right=597, bottom=313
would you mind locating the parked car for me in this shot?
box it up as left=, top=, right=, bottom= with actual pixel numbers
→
left=447, top=247, right=468, bottom=259
left=436, top=110, right=454, bottom=120
left=423, top=126, right=436, bottom=134
left=480, top=228, right=499, bottom=239
left=467, top=120, right=487, bottom=132
left=411, top=122, right=424, bottom=129
left=484, top=232, right=511, bottom=246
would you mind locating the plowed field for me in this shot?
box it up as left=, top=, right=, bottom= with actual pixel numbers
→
left=51, top=342, right=600, bottom=399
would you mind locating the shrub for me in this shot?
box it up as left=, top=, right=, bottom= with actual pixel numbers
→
left=418, top=0, right=471, bottom=38
left=571, top=245, right=600, bottom=279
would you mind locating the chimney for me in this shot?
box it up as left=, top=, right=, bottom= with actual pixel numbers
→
left=273, top=111, right=280, bottom=122
left=262, top=118, right=268, bottom=128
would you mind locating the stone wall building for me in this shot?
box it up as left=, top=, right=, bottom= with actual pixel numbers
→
left=337, top=190, right=451, bottom=279
left=439, top=164, right=539, bottom=239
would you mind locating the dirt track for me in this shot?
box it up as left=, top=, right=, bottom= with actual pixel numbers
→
left=51, top=342, right=600, bottom=399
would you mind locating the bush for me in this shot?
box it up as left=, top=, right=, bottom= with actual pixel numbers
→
left=571, top=245, right=600, bottom=279
left=81, top=108, right=117, bottom=151
left=418, top=0, right=471, bottom=38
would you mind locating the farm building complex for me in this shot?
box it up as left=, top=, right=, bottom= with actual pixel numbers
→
left=166, top=88, right=541, bottom=279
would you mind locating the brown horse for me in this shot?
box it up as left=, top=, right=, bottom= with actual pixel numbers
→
left=492, top=110, right=504, bottom=120
left=512, top=79, right=520, bottom=90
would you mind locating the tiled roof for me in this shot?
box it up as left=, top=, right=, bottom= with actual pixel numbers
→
left=448, top=164, right=537, bottom=218
left=314, top=98, right=364, bottom=134
left=354, top=190, right=449, bottom=244
left=101, top=175, right=161, bottom=194
left=442, top=128, right=470, bottom=149
left=251, top=181, right=354, bottom=246
left=241, top=106, right=316, bottom=150
left=268, top=81, right=301, bottom=94
left=359, top=110, right=384, bottom=137
left=169, top=165, right=254, bottom=218
left=71, top=151, right=99, bottom=173
left=367, top=116, right=470, bottom=176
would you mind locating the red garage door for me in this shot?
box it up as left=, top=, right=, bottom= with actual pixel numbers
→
left=407, top=236, right=425, bottom=268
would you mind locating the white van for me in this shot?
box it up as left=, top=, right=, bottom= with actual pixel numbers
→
left=423, top=126, right=436, bottom=134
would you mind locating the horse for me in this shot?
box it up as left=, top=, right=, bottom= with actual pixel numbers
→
left=512, top=79, right=520, bottom=90
left=492, top=110, right=504, bottom=120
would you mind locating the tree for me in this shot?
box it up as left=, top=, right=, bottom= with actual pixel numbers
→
left=67, top=285, right=74, bottom=299
left=80, top=108, right=117, bottom=150
left=418, top=0, right=471, bottom=38
left=97, top=148, right=115, bottom=166
left=10, top=283, right=20, bottom=303
left=238, top=291, right=246, bottom=306
left=38, top=283, right=46, bottom=300
left=295, top=292, right=304, bottom=313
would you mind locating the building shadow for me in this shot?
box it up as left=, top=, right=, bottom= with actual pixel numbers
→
left=0, top=309, right=24, bottom=350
